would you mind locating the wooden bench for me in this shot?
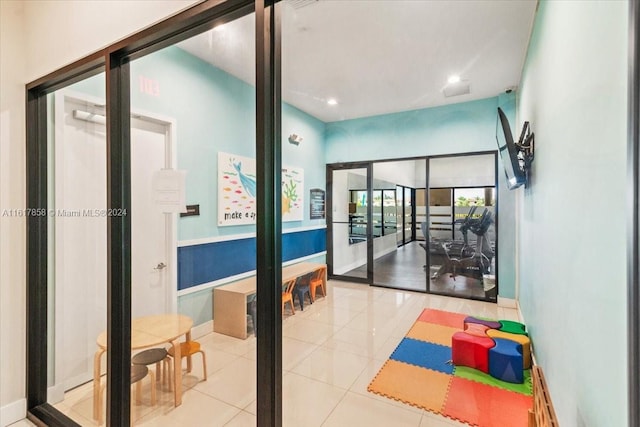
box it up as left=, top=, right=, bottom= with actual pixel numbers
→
left=528, top=365, right=559, bottom=427
left=213, top=262, right=327, bottom=339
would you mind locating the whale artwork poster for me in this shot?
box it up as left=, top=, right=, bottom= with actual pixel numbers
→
left=218, top=152, right=304, bottom=226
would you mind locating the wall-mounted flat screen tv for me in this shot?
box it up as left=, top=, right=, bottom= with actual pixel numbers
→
left=496, top=107, right=526, bottom=189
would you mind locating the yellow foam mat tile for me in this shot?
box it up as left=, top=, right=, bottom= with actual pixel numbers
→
left=407, top=321, right=461, bottom=347
left=368, top=359, right=452, bottom=413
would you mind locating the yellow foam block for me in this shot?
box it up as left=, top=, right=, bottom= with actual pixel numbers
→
left=487, top=329, right=532, bottom=369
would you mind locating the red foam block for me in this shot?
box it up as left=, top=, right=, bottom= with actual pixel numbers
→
left=452, top=331, right=495, bottom=373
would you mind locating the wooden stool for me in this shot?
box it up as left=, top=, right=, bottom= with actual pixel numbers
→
left=168, top=341, right=207, bottom=381
left=97, top=365, right=156, bottom=425
left=132, top=348, right=172, bottom=390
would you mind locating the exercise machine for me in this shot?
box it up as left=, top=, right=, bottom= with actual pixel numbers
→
left=430, top=207, right=494, bottom=281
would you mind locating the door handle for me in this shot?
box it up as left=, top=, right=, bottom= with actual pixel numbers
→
left=154, top=262, right=166, bottom=270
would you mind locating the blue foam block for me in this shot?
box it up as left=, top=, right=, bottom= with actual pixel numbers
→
left=489, top=337, right=524, bottom=384
left=390, top=337, right=454, bottom=374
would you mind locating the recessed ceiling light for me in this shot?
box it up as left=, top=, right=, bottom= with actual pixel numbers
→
left=327, top=98, right=338, bottom=106
left=448, top=75, right=461, bottom=84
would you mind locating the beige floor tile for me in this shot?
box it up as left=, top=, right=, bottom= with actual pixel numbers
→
left=224, top=410, right=256, bottom=426
left=196, top=342, right=244, bottom=375
left=192, top=356, right=256, bottom=409
left=243, top=399, right=256, bottom=415
left=7, top=421, right=36, bottom=427
left=324, top=295, right=371, bottom=312
left=282, top=337, right=320, bottom=371
left=323, top=326, right=394, bottom=358
left=135, top=389, right=240, bottom=426
left=298, top=304, right=361, bottom=326
left=290, top=346, right=369, bottom=389
left=282, top=372, right=346, bottom=427
left=282, top=317, right=342, bottom=345
left=321, top=391, right=422, bottom=427
left=420, top=411, right=471, bottom=426
left=201, top=332, right=257, bottom=356
left=341, top=311, right=398, bottom=335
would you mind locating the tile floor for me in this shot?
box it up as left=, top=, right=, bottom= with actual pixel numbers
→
left=16, top=279, right=520, bottom=427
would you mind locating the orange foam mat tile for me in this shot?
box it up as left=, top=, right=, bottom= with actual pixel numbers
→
left=406, top=320, right=461, bottom=347
left=368, top=359, right=452, bottom=413
left=443, top=376, right=533, bottom=427
left=417, top=308, right=468, bottom=329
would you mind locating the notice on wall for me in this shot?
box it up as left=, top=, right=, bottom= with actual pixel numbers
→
left=309, top=188, right=325, bottom=220
left=152, top=169, right=186, bottom=213
left=218, top=152, right=304, bottom=226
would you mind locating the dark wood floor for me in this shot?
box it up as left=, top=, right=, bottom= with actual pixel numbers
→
left=342, top=241, right=495, bottom=301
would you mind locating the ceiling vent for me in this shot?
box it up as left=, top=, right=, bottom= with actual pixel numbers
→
left=287, top=0, right=319, bottom=9
left=443, top=81, right=471, bottom=98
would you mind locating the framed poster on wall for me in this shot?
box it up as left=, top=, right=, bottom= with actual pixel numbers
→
left=218, top=152, right=304, bottom=226
left=309, top=188, right=325, bottom=219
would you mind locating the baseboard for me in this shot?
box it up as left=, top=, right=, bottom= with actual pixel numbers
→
left=516, top=300, right=526, bottom=324
left=191, top=320, right=213, bottom=340
left=497, top=296, right=517, bottom=309
left=1, top=398, right=26, bottom=427
left=47, top=383, right=65, bottom=405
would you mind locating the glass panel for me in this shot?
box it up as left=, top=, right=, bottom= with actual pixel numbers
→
left=128, top=13, right=257, bottom=424
left=428, top=155, right=497, bottom=302
left=372, top=160, right=426, bottom=291
left=331, top=168, right=368, bottom=279
left=403, top=187, right=413, bottom=244
left=396, top=185, right=404, bottom=245
left=47, top=72, right=110, bottom=423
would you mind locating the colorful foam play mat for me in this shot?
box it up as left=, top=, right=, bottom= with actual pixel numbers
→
left=368, top=308, right=533, bottom=427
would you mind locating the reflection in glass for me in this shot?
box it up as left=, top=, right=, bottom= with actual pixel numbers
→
left=428, top=154, right=497, bottom=302
left=372, top=159, right=426, bottom=292
left=332, top=168, right=368, bottom=279
left=47, top=73, right=109, bottom=423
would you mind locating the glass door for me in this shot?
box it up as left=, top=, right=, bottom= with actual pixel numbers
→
left=328, top=165, right=371, bottom=282
left=427, top=153, right=498, bottom=302
left=372, top=159, right=427, bottom=292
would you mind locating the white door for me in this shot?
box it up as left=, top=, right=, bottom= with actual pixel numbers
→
left=53, top=94, right=176, bottom=394
left=131, top=116, right=172, bottom=318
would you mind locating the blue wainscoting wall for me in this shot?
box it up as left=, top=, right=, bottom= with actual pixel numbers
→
left=178, top=228, right=326, bottom=291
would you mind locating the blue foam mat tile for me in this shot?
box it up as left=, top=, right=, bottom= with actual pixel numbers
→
left=390, top=337, right=454, bottom=374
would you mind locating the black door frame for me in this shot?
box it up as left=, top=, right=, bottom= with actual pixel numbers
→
left=326, top=162, right=373, bottom=284
left=25, top=1, right=283, bottom=426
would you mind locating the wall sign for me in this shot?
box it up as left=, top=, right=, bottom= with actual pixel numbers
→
left=218, top=152, right=304, bottom=226
left=309, top=188, right=325, bottom=220
left=180, top=204, right=200, bottom=217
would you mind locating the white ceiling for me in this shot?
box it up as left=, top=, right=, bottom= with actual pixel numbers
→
left=178, top=0, right=537, bottom=122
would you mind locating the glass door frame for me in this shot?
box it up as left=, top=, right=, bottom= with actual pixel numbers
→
left=25, top=1, right=283, bottom=426
left=326, top=162, right=373, bottom=284
left=395, top=185, right=416, bottom=247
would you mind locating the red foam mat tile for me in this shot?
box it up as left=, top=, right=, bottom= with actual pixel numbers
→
left=443, top=376, right=533, bottom=427
left=417, top=308, right=468, bottom=329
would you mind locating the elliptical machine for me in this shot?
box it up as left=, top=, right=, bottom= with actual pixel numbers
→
left=431, top=207, right=494, bottom=281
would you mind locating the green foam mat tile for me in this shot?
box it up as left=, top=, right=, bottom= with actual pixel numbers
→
left=453, top=365, right=532, bottom=396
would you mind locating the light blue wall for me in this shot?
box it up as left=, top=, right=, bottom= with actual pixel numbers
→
left=325, top=95, right=518, bottom=299
left=129, top=46, right=326, bottom=240
left=70, top=47, right=327, bottom=325
left=517, top=1, right=628, bottom=426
